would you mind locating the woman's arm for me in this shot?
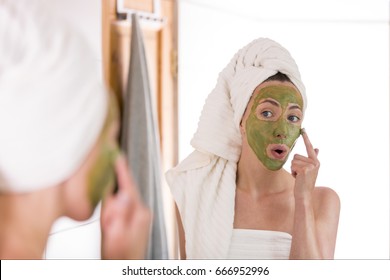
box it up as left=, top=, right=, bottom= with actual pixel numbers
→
left=312, top=187, right=340, bottom=258
left=175, top=204, right=187, bottom=259
left=290, top=187, right=340, bottom=259
left=290, top=130, right=340, bottom=259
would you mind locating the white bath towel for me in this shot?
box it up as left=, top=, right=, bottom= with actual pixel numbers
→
left=166, top=38, right=306, bottom=259
left=0, top=1, right=107, bottom=193
left=227, top=229, right=292, bottom=259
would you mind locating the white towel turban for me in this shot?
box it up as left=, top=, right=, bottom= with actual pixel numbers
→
left=166, top=38, right=306, bottom=258
left=0, top=1, right=107, bottom=193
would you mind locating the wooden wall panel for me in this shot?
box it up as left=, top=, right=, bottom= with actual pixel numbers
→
left=123, top=0, right=154, bottom=13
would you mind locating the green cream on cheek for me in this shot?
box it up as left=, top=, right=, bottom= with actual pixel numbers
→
left=87, top=144, right=120, bottom=208
left=245, top=85, right=302, bottom=170
left=87, top=93, right=120, bottom=208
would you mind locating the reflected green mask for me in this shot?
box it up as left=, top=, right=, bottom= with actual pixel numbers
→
left=88, top=144, right=120, bottom=208
left=245, top=85, right=303, bottom=170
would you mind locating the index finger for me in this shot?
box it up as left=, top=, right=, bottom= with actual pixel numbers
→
left=115, top=153, right=141, bottom=202
left=301, top=128, right=317, bottom=160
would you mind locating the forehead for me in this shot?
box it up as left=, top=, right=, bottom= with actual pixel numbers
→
left=253, top=82, right=303, bottom=108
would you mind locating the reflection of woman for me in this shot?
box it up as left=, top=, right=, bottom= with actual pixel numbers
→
left=0, top=2, right=150, bottom=259
left=167, top=38, right=340, bottom=259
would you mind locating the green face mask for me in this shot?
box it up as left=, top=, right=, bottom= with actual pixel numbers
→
left=88, top=144, right=120, bottom=208
left=245, top=84, right=303, bottom=170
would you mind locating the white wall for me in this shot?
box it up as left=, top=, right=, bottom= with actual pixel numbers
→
left=178, top=0, right=389, bottom=259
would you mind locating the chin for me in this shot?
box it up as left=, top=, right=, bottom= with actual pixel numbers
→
left=67, top=202, right=95, bottom=221
left=267, top=166, right=284, bottom=171
left=262, top=160, right=285, bottom=171
left=72, top=211, right=94, bottom=222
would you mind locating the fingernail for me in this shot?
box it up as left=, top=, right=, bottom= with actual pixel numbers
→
left=300, top=128, right=306, bottom=135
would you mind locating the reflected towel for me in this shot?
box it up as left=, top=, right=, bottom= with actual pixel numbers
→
left=227, top=229, right=292, bottom=259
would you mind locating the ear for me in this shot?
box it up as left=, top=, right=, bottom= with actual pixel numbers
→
left=239, top=120, right=245, bottom=135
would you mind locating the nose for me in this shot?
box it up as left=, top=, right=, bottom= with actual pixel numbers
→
left=275, top=132, right=286, bottom=139
left=273, top=121, right=288, bottom=139
left=275, top=131, right=286, bottom=139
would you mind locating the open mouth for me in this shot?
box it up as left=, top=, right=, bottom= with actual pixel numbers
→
left=275, top=149, right=284, bottom=155
left=267, top=144, right=289, bottom=160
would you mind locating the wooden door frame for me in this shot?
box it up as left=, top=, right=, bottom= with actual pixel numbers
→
left=101, top=0, right=179, bottom=258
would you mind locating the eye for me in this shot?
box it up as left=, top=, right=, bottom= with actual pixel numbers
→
left=288, top=115, right=300, bottom=123
left=261, top=111, right=273, bottom=118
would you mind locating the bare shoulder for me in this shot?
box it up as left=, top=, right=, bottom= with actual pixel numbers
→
left=313, top=187, right=340, bottom=217
left=313, top=186, right=340, bottom=203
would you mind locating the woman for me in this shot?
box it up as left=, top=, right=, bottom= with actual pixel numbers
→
left=166, top=38, right=340, bottom=259
left=0, top=1, right=150, bottom=259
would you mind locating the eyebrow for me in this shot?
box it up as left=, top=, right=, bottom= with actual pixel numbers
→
left=258, top=99, right=280, bottom=107
left=288, top=104, right=302, bottom=110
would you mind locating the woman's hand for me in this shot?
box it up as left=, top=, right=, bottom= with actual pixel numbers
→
left=291, top=129, right=320, bottom=199
left=100, top=155, right=151, bottom=259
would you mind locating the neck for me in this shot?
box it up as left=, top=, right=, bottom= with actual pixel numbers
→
left=237, top=142, right=292, bottom=197
left=0, top=185, right=63, bottom=259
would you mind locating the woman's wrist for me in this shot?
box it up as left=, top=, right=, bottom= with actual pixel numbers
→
left=294, top=191, right=313, bottom=206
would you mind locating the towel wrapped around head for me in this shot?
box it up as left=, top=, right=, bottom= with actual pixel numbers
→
left=166, top=38, right=306, bottom=259
left=0, top=1, right=107, bottom=193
